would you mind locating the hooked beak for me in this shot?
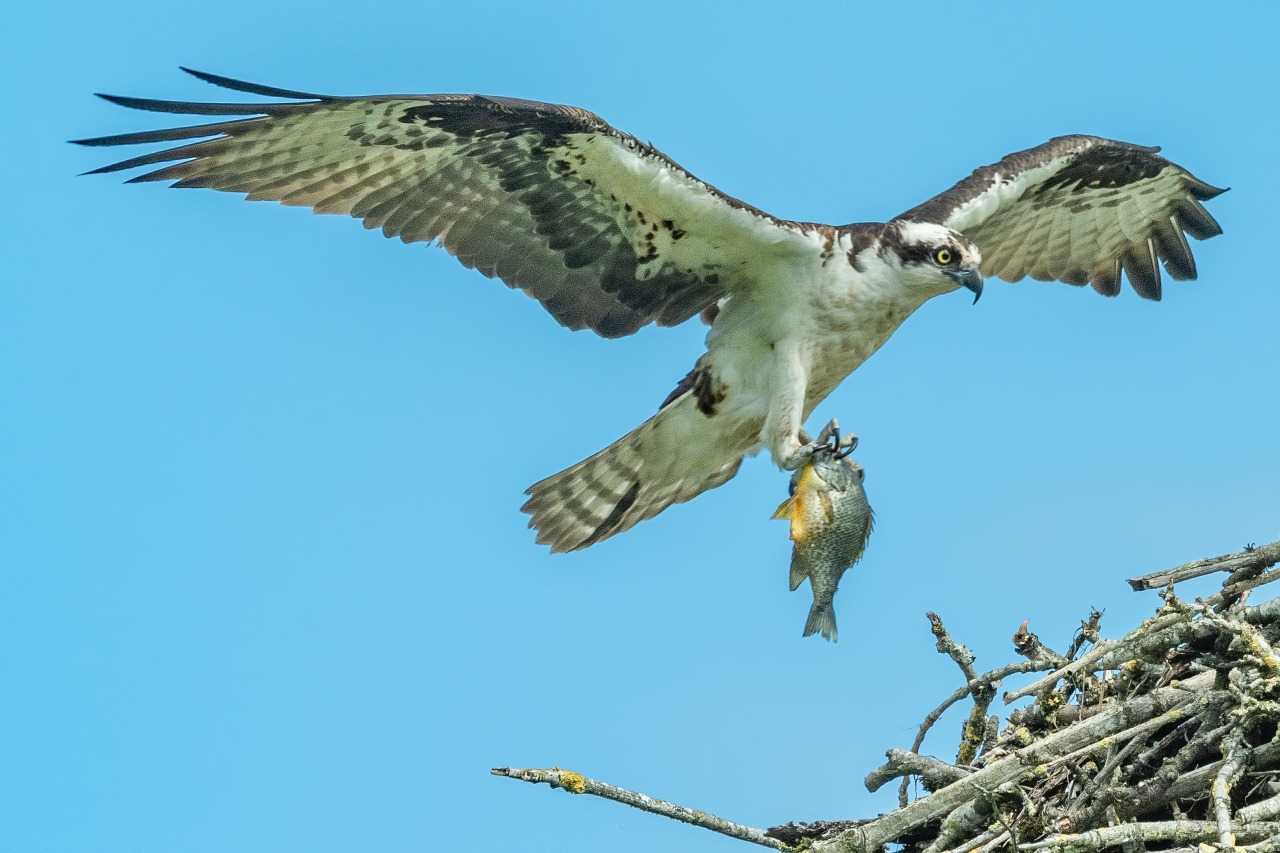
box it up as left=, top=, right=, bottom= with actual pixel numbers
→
left=946, top=267, right=984, bottom=304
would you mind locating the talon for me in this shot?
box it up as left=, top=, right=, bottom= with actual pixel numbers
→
left=811, top=418, right=857, bottom=458
left=781, top=441, right=821, bottom=471
left=835, top=432, right=858, bottom=459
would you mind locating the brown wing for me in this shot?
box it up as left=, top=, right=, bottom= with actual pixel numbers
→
left=897, top=135, right=1226, bottom=299
left=73, top=68, right=819, bottom=337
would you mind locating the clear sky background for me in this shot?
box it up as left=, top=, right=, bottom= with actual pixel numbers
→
left=4, top=2, right=1278, bottom=851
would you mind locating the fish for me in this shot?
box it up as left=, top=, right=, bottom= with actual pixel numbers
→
left=771, top=424, right=873, bottom=642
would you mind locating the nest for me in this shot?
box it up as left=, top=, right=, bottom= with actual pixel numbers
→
left=766, top=540, right=1280, bottom=853
left=495, top=540, right=1280, bottom=853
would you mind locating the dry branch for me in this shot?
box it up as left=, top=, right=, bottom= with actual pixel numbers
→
left=1128, top=540, right=1280, bottom=591
left=495, top=537, right=1280, bottom=852
left=490, top=766, right=789, bottom=849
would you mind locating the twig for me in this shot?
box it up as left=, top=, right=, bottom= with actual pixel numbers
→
left=1129, top=714, right=1203, bottom=780
left=1065, top=610, right=1104, bottom=661
left=1012, top=620, right=1068, bottom=667
left=1006, top=562, right=1280, bottom=704
left=1196, top=604, right=1280, bottom=675
left=1003, top=602, right=1219, bottom=703
left=1068, top=717, right=1159, bottom=816
left=899, top=659, right=1057, bottom=806
left=977, top=829, right=1011, bottom=853
left=1162, top=838, right=1280, bottom=853
left=866, top=749, right=970, bottom=793
left=1127, top=540, right=1280, bottom=591
left=1019, top=819, right=1280, bottom=849
left=930, top=612, right=979, bottom=682
left=922, top=786, right=1006, bottom=853
left=764, top=821, right=864, bottom=847
left=1045, top=695, right=1198, bottom=770
left=1140, top=723, right=1279, bottom=808
left=490, top=767, right=789, bottom=850
left=938, top=826, right=1004, bottom=853
left=1215, top=729, right=1252, bottom=848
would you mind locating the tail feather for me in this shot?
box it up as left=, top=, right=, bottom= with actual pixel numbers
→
left=803, top=603, right=837, bottom=642
left=522, top=393, right=746, bottom=552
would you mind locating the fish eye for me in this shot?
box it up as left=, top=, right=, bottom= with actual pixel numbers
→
left=933, top=247, right=953, bottom=265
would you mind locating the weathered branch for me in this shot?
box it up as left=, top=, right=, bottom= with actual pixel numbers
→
left=1240, top=787, right=1280, bottom=823
left=1214, top=728, right=1252, bottom=848
left=1012, top=620, right=1068, bottom=667
left=1128, top=540, right=1280, bottom=591
left=490, top=766, right=789, bottom=850
left=929, top=611, right=978, bottom=682
left=866, top=749, right=970, bottom=793
left=1018, top=819, right=1280, bottom=850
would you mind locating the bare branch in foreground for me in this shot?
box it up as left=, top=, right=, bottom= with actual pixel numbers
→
left=490, top=766, right=790, bottom=850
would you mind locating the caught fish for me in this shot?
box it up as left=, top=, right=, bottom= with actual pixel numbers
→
left=771, top=422, right=873, bottom=642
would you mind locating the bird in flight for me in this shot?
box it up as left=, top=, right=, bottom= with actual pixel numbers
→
left=75, top=69, right=1226, bottom=552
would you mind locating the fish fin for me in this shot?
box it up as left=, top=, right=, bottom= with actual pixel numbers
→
left=771, top=497, right=794, bottom=520
left=802, top=603, right=838, bottom=643
left=788, top=558, right=806, bottom=591
left=774, top=492, right=809, bottom=542
left=789, top=508, right=808, bottom=543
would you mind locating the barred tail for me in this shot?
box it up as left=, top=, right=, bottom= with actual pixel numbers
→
left=521, top=393, right=745, bottom=552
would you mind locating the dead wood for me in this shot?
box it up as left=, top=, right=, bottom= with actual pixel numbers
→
left=495, top=538, right=1280, bottom=852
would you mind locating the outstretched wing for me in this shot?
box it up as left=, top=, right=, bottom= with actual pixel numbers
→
left=897, top=135, right=1226, bottom=299
left=74, top=69, right=819, bottom=337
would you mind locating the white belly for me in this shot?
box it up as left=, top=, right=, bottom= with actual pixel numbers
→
left=701, top=260, right=922, bottom=439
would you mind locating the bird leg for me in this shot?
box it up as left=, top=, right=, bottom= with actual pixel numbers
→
left=764, top=343, right=816, bottom=471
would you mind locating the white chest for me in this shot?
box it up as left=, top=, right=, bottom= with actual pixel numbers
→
left=702, top=248, right=923, bottom=414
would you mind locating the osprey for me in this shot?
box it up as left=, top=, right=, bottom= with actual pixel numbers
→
left=75, top=69, right=1227, bottom=552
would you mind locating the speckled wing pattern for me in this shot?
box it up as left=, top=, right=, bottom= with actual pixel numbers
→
left=74, top=68, right=817, bottom=337
left=897, top=135, right=1226, bottom=299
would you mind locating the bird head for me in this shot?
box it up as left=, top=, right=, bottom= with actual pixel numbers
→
left=881, top=220, right=984, bottom=303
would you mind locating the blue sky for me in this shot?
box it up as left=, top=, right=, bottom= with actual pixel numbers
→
left=4, top=2, right=1278, bottom=851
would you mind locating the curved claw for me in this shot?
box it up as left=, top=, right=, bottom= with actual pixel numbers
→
left=813, top=418, right=858, bottom=459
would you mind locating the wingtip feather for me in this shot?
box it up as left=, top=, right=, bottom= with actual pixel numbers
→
left=178, top=66, right=329, bottom=100
left=1188, top=178, right=1230, bottom=201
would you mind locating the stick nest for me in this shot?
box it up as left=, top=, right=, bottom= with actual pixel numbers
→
left=767, top=540, right=1280, bottom=853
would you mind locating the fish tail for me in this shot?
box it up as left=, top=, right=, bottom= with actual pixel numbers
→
left=802, top=602, right=838, bottom=643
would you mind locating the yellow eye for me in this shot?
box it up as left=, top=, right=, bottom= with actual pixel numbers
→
left=934, top=248, right=953, bottom=265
